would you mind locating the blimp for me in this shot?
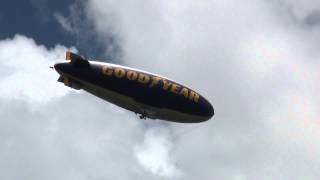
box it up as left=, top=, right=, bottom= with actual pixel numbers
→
left=53, top=51, right=214, bottom=123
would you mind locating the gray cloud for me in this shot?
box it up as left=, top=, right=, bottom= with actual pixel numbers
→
left=304, top=11, right=320, bottom=27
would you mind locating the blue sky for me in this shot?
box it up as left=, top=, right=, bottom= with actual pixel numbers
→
left=0, top=0, right=116, bottom=60
left=0, top=0, right=73, bottom=47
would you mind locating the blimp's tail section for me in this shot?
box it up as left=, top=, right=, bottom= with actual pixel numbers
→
left=66, top=51, right=90, bottom=68
left=54, top=51, right=88, bottom=90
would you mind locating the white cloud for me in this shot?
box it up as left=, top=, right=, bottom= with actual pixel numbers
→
left=135, top=128, right=181, bottom=178
left=86, top=0, right=320, bottom=179
left=0, top=35, right=148, bottom=180
left=0, top=35, right=71, bottom=103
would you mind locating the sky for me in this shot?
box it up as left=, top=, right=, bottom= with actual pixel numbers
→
left=0, top=0, right=319, bottom=179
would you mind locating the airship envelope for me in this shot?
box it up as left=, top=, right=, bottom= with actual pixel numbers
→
left=54, top=51, right=214, bottom=123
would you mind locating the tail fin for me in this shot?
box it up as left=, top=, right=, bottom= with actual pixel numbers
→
left=66, top=51, right=90, bottom=68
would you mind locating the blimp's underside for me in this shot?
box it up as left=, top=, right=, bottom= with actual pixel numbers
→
left=54, top=52, right=214, bottom=123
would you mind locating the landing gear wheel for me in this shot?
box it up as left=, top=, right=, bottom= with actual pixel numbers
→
left=139, top=109, right=147, bottom=120
left=139, top=114, right=146, bottom=119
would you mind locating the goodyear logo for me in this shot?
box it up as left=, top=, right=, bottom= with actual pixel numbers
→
left=102, top=65, right=200, bottom=103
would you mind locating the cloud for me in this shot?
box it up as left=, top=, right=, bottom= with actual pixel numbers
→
left=0, top=35, right=70, bottom=103
left=280, top=0, right=320, bottom=19
left=54, top=13, right=74, bottom=33
left=135, top=128, right=182, bottom=178
left=304, top=11, right=320, bottom=27
left=86, top=0, right=320, bottom=179
left=1, top=0, right=320, bottom=179
left=0, top=35, right=174, bottom=179
left=0, top=92, right=148, bottom=180
left=53, top=1, right=121, bottom=61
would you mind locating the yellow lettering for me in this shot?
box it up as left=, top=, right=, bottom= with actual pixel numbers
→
left=138, top=74, right=150, bottom=84
left=114, top=68, right=126, bottom=78
left=179, top=87, right=189, bottom=98
left=162, top=80, right=172, bottom=90
left=189, top=91, right=200, bottom=103
left=170, top=84, right=180, bottom=94
left=149, top=76, right=162, bottom=88
left=127, top=71, right=138, bottom=81
left=102, top=65, right=113, bottom=76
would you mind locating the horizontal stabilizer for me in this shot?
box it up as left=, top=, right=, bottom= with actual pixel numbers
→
left=57, top=75, right=82, bottom=90
left=57, top=75, right=64, bottom=83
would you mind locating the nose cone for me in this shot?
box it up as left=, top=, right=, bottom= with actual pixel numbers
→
left=204, top=100, right=214, bottom=119
left=207, top=102, right=214, bottom=118
left=54, top=62, right=68, bottom=75
left=199, top=98, right=214, bottom=121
